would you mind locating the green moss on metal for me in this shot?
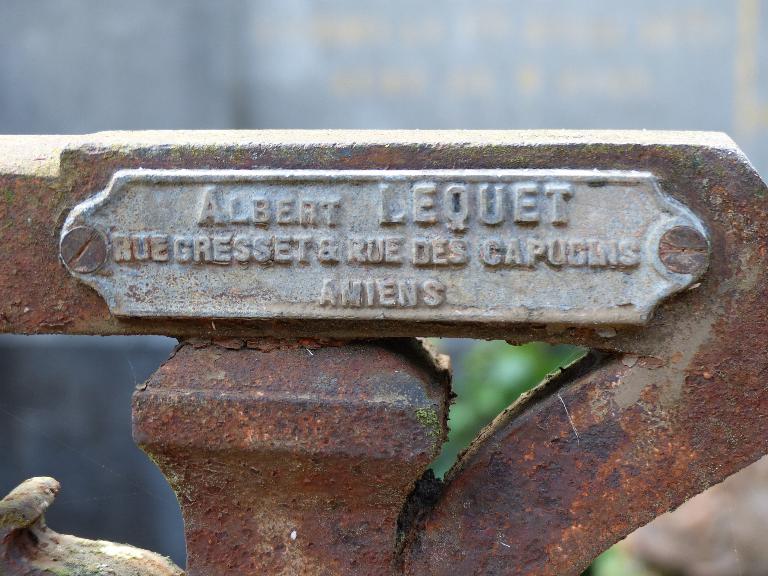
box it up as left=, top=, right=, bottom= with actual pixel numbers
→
left=415, top=408, right=441, bottom=440
left=0, top=510, right=26, bottom=529
left=45, top=568, right=74, bottom=576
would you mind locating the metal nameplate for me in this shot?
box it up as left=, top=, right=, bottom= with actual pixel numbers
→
left=60, top=169, right=709, bottom=325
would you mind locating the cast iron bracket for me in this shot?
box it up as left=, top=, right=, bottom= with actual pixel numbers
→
left=1, top=131, right=767, bottom=575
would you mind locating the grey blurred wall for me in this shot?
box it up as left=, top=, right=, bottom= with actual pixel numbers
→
left=1, top=0, right=767, bottom=568
left=0, top=336, right=183, bottom=561
left=2, top=0, right=767, bottom=174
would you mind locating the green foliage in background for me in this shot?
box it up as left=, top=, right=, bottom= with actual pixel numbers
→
left=431, top=340, right=658, bottom=576
left=431, top=340, right=585, bottom=478
left=589, top=547, right=659, bottom=576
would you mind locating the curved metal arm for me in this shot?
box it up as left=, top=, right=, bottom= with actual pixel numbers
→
left=402, top=141, right=768, bottom=574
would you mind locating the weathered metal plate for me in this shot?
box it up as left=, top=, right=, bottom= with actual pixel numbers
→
left=60, top=169, right=707, bottom=325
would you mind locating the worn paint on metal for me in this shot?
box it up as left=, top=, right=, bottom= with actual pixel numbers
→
left=60, top=168, right=705, bottom=325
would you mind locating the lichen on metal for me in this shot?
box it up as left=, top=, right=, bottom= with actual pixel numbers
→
left=0, top=477, right=183, bottom=576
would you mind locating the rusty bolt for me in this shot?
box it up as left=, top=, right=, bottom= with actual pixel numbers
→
left=60, top=226, right=108, bottom=274
left=658, top=226, right=709, bottom=276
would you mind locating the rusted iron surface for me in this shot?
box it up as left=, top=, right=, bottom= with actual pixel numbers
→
left=0, top=130, right=752, bottom=348
left=401, top=142, right=768, bottom=573
left=3, top=130, right=768, bottom=574
left=59, top=225, right=108, bottom=274
left=133, top=338, right=450, bottom=575
left=0, top=476, right=183, bottom=576
left=657, top=225, right=709, bottom=276
left=403, top=354, right=763, bottom=574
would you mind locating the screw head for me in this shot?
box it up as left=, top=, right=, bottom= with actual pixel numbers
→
left=658, top=226, right=709, bottom=276
left=60, top=226, right=108, bottom=274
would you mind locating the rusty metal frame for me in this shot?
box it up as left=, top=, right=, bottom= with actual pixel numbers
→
left=1, top=130, right=767, bottom=575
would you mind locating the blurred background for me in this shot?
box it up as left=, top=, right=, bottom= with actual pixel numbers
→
left=2, top=1, right=768, bottom=574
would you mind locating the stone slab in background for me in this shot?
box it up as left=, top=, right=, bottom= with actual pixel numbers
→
left=1, top=0, right=767, bottom=176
